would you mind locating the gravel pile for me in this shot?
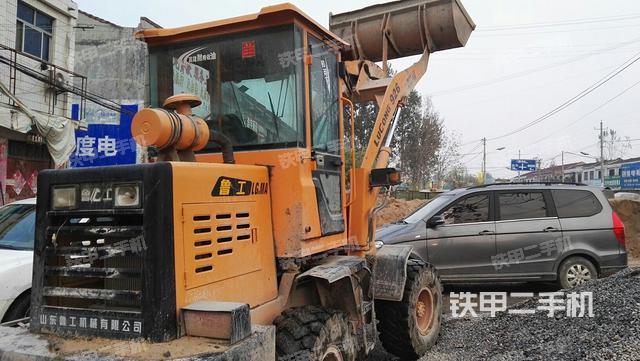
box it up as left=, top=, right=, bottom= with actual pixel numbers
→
left=369, top=268, right=640, bottom=360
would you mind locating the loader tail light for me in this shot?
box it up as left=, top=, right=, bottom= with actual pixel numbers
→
left=612, top=211, right=625, bottom=246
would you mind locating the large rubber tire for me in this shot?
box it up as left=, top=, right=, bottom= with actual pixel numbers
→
left=557, top=256, right=598, bottom=289
left=274, top=305, right=357, bottom=361
left=2, top=291, right=30, bottom=323
left=376, top=259, right=442, bottom=360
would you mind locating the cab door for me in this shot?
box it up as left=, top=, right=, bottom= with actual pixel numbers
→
left=308, top=36, right=344, bottom=235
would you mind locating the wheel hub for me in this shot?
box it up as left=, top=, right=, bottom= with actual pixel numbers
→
left=567, top=264, right=592, bottom=287
left=416, top=287, right=435, bottom=335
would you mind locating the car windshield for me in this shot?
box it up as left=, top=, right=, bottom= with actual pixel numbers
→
left=403, top=195, right=454, bottom=224
left=0, top=204, right=35, bottom=251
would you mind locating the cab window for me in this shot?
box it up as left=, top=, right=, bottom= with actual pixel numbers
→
left=149, top=25, right=306, bottom=151
left=308, top=36, right=339, bottom=154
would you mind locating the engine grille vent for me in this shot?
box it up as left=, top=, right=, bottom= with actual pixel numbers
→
left=183, top=203, right=260, bottom=289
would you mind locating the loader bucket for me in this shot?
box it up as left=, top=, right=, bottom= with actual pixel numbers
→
left=329, top=0, right=475, bottom=62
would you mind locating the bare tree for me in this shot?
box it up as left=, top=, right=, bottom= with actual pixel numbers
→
left=433, top=130, right=462, bottom=189
left=601, top=129, right=632, bottom=160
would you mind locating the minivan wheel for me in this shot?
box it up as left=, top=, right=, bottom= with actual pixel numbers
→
left=558, top=257, right=597, bottom=289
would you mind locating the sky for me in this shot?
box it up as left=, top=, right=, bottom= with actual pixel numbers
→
left=76, top=0, right=640, bottom=179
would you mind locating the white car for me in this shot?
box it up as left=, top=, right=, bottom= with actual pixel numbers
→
left=0, top=198, right=35, bottom=323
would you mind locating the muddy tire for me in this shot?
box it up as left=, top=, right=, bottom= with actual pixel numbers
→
left=557, top=256, right=597, bottom=289
left=376, top=259, right=442, bottom=360
left=274, top=305, right=356, bottom=361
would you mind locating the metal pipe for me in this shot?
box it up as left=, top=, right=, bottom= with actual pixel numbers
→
left=209, top=130, right=235, bottom=164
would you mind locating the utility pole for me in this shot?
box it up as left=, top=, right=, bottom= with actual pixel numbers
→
left=517, top=149, right=521, bottom=179
left=599, top=120, right=605, bottom=187
left=482, top=137, right=486, bottom=184
left=561, top=151, right=564, bottom=183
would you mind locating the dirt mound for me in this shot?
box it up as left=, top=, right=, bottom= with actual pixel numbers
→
left=610, top=199, right=640, bottom=258
left=376, top=198, right=427, bottom=225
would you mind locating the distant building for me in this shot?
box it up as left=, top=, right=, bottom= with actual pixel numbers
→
left=0, top=0, right=79, bottom=203
left=70, top=11, right=161, bottom=167
left=512, top=157, right=640, bottom=190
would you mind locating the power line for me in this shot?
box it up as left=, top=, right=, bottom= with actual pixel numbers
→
left=430, top=36, right=640, bottom=96
left=522, top=79, right=640, bottom=148
left=478, top=13, right=640, bottom=31
left=475, top=24, right=640, bottom=37
left=486, top=50, right=640, bottom=142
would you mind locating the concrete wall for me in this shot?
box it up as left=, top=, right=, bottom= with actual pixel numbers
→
left=0, top=0, right=78, bottom=131
left=74, top=11, right=151, bottom=124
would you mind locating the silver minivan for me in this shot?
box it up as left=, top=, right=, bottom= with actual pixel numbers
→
left=376, top=183, right=628, bottom=288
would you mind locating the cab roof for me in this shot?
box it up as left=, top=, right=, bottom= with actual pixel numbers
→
left=136, top=3, right=349, bottom=48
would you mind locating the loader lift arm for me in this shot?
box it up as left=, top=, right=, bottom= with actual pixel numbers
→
left=330, top=0, right=475, bottom=255
left=344, top=51, right=430, bottom=256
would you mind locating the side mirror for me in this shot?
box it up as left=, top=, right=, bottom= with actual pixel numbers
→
left=427, top=215, right=445, bottom=228
left=370, top=168, right=401, bottom=188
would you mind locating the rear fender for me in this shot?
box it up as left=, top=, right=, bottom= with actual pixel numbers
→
left=298, top=256, right=368, bottom=318
left=373, top=245, right=415, bottom=301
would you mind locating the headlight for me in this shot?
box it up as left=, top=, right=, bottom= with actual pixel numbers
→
left=375, top=240, right=384, bottom=249
left=114, top=184, right=140, bottom=207
left=52, top=186, right=77, bottom=210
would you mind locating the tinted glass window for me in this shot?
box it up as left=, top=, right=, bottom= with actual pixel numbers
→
left=309, top=37, right=339, bottom=154
left=17, top=2, right=34, bottom=23
left=499, top=192, right=547, bottom=220
left=552, top=190, right=602, bottom=218
left=441, top=194, right=490, bottom=225
left=403, top=194, right=453, bottom=223
left=35, top=12, right=54, bottom=32
left=150, top=25, right=305, bottom=151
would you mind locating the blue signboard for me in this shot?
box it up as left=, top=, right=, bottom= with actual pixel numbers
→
left=511, top=159, right=537, bottom=171
left=620, top=162, right=640, bottom=190
left=69, top=104, right=139, bottom=168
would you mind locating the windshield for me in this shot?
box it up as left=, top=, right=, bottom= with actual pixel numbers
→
left=149, top=25, right=305, bottom=151
left=403, top=195, right=453, bottom=224
left=0, top=204, right=35, bottom=250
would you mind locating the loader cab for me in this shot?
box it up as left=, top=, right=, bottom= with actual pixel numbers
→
left=142, top=5, right=350, bottom=257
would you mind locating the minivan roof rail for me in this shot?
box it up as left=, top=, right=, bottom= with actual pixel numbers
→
left=469, top=182, right=588, bottom=189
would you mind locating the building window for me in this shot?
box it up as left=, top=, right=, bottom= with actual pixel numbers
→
left=15, top=1, right=53, bottom=61
left=609, top=169, right=615, bottom=177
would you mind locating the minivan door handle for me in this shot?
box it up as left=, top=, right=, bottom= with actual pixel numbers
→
left=543, top=227, right=560, bottom=232
left=478, top=230, right=495, bottom=235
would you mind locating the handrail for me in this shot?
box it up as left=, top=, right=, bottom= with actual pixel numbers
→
left=341, top=96, right=357, bottom=207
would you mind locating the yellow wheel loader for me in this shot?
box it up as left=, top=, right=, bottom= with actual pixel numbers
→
left=22, top=1, right=474, bottom=360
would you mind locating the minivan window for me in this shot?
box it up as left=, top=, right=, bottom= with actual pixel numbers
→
left=498, top=192, right=547, bottom=221
left=551, top=190, right=602, bottom=218
left=441, top=194, right=490, bottom=225
left=403, top=195, right=453, bottom=224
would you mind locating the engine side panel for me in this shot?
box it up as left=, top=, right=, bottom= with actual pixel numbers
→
left=170, top=162, right=278, bottom=328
